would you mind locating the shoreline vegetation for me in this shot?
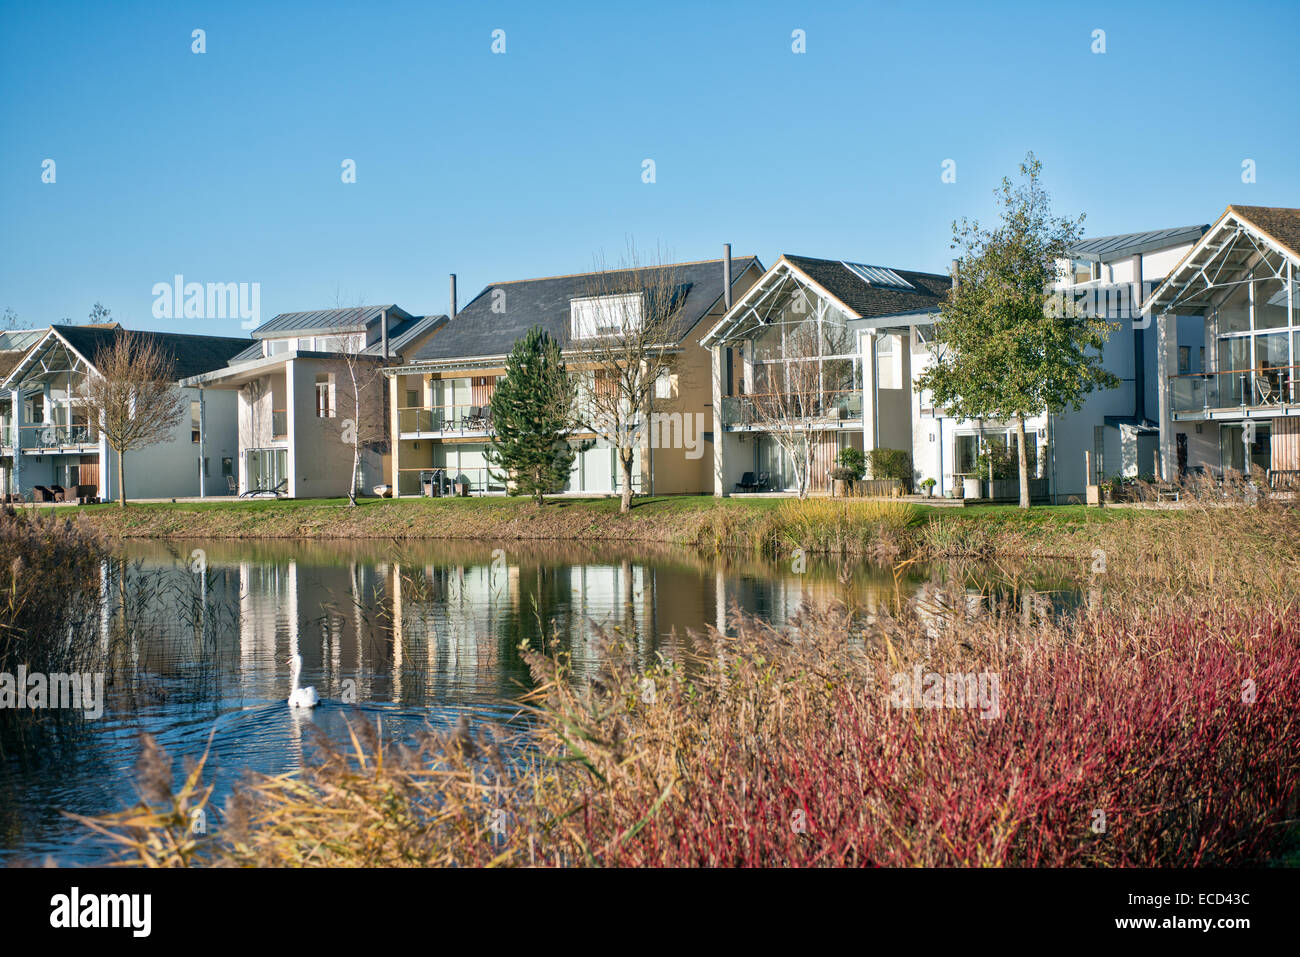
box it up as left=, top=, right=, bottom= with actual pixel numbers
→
left=11, top=498, right=1298, bottom=866
left=76, top=505, right=1300, bottom=866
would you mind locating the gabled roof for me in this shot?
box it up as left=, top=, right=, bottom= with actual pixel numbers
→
left=1142, top=205, right=1300, bottom=315
left=405, top=257, right=761, bottom=363
left=1227, top=205, right=1300, bottom=260
left=4, top=324, right=252, bottom=387
left=779, top=255, right=952, bottom=319
left=251, top=305, right=413, bottom=339
left=702, top=255, right=950, bottom=346
left=1068, top=224, right=1209, bottom=263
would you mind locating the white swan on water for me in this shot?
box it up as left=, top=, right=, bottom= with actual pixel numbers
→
left=287, top=654, right=319, bottom=708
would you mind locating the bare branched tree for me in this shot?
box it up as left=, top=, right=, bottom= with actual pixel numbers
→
left=573, top=247, right=688, bottom=513
left=79, top=331, right=186, bottom=506
left=747, top=320, right=854, bottom=498
left=327, top=295, right=389, bottom=506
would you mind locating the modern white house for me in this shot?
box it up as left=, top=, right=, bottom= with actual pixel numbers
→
left=700, top=254, right=951, bottom=495
left=703, top=220, right=1236, bottom=501
left=1145, top=205, right=1300, bottom=482
left=1, top=323, right=247, bottom=501
left=906, top=223, right=1210, bottom=501
left=180, top=306, right=446, bottom=498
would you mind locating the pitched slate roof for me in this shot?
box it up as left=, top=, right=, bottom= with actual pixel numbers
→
left=407, top=257, right=760, bottom=362
left=1228, top=205, right=1300, bottom=260
left=251, top=305, right=412, bottom=339
left=1068, top=225, right=1209, bottom=262
left=50, top=324, right=252, bottom=379
left=781, top=255, right=951, bottom=319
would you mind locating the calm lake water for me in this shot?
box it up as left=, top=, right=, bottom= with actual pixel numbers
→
left=0, top=539, right=1083, bottom=865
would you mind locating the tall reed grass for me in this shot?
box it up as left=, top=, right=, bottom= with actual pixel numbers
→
left=0, top=510, right=105, bottom=683
left=79, top=589, right=1300, bottom=867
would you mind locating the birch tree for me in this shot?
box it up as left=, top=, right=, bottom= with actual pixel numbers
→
left=79, top=331, right=186, bottom=507
left=572, top=248, right=687, bottom=513
left=747, top=321, right=853, bottom=498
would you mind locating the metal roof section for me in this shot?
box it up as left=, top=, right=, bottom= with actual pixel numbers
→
left=360, top=314, right=448, bottom=356
left=1068, top=225, right=1209, bottom=263
left=250, top=305, right=413, bottom=339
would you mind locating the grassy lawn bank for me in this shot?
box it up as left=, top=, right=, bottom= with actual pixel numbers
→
left=59, top=494, right=1297, bottom=598
left=59, top=492, right=1132, bottom=553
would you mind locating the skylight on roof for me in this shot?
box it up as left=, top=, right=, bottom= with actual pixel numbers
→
left=841, top=262, right=915, bottom=290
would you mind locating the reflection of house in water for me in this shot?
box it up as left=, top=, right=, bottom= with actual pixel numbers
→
left=391, top=559, right=518, bottom=701
left=238, top=559, right=394, bottom=702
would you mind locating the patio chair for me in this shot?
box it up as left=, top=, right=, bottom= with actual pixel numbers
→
left=734, top=471, right=758, bottom=493
left=241, top=477, right=288, bottom=499
left=48, top=485, right=67, bottom=502
left=32, top=485, right=53, bottom=503
left=225, top=475, right=238, bottom=494
left=756, top=472, right=771, bottom=492
left=1254, top=375, right=1277, bottom=405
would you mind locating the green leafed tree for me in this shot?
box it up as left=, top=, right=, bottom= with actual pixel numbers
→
left=487, top=326, right=580, bottom=504
left=917, top=152, right=1119, bottom=508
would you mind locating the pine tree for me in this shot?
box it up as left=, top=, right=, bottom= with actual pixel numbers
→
left=487, top=326, right=579, bottom=504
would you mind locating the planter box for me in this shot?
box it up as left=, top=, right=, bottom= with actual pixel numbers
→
left=860, top=478, right=909, bottom=497
left=983, top=477, right=1051, bottom=503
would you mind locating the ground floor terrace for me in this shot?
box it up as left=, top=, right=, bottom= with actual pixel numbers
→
left=392, top=437, right=647, bottom=498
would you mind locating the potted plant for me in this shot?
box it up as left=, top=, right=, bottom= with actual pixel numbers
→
left=832, top=447, right=866, bottom=497
left=865, top=448, right=913, bottom=495
left=921, top=477, right=936, bottom=498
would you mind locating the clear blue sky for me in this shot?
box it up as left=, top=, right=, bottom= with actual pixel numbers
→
left=2, top=0, right=1296, bottom=334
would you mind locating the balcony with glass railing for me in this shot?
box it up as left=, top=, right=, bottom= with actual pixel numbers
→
left=20, top=422, right=100, bottom=449
left=1169, top=365, right=1299, bottom=416
left=397, top=404, right=494, bottom=436
left=720, top=390, right=864, bottom=428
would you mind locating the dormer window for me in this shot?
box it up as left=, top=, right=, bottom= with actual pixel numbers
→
left=570, top=293, right=642, bottom=340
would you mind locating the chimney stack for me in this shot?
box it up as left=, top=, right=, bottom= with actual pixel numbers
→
left=723, top=243, right=733, bottom=310
left=449, top=274, right=457, bottom=319
left=380, top=308, right=389, bottom=360
left=950, top=259, right=960, bottom=291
